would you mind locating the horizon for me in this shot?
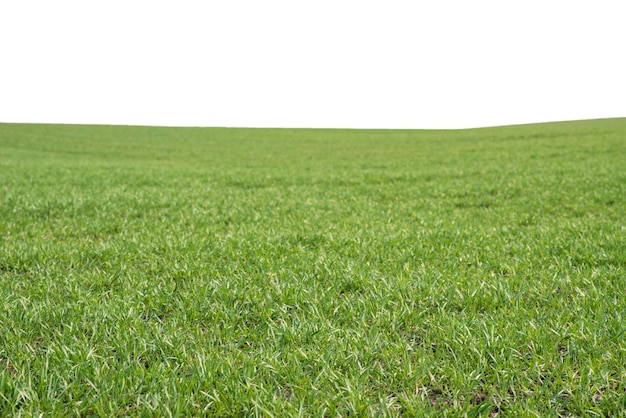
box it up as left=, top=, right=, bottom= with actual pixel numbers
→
left=2, top=116, right=625, bottom=132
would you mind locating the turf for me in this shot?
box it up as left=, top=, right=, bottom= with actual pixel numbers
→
left=1, top=119, right=625, bottom=416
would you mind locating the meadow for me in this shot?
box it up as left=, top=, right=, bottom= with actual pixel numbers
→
left=0, top=119, right=625, bottom=416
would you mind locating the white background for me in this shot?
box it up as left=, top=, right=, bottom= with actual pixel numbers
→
left=1, top=1, right=624, bottom=129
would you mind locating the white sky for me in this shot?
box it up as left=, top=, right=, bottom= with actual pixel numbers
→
left=1, top=1, right=625, bottom=129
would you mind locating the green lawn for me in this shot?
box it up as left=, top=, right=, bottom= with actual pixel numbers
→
left=1, top=119, right=625, bottom=416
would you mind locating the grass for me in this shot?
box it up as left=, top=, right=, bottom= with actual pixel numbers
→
left=0, top=119, right=625, bottom=416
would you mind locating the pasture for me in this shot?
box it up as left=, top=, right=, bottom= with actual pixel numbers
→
left=1, top=119, right=625, bottom=416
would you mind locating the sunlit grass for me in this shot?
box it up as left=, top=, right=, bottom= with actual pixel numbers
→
left=1, top=119, right=625, bottom=416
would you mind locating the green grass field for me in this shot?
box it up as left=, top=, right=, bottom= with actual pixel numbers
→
left=1, top=119, right=625, bottom=416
